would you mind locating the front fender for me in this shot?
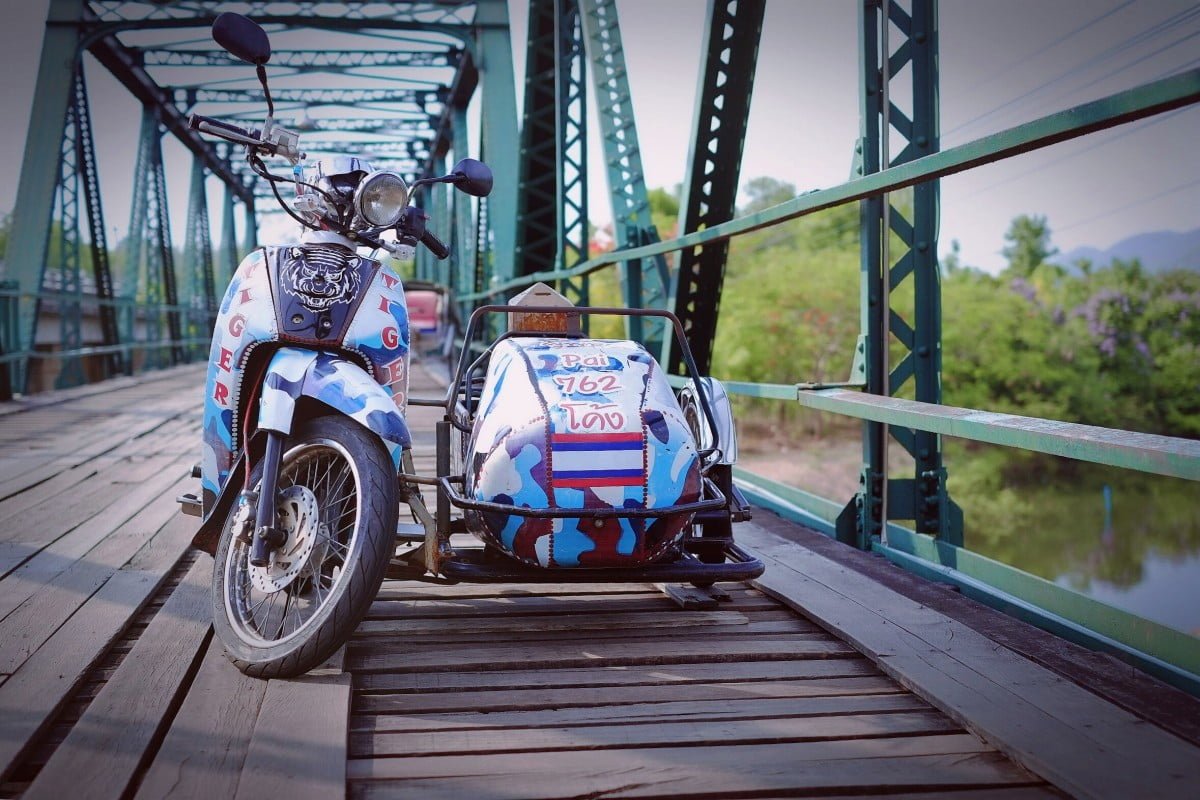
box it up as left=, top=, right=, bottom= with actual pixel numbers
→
left=260, top=347, right=411, bottom=469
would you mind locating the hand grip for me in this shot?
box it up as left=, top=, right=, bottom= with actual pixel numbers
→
left=420, top=228, right=450, bottom=260
left=188, top=114, right=257, bottom=142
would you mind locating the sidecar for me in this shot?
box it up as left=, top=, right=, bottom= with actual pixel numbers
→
left=427, top=284, right=763, bottom=584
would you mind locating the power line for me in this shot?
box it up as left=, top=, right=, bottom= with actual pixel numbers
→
left=944, top=4, right=1200, bottom=141
left=954, top=0, right=1136, bottom=97
left=1056, top=177, right=1200, bottom=233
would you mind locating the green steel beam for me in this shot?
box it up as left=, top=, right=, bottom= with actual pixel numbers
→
left=516, top=0, right=565, bottom=279
left=184, top=158, right=216, bottom=359
left=514, top=0, right=588, bottom=308
left=579, top=0, right=669, bottom=348
left=219, top=184, right=238, bottom=289
left=669, top=0, right=765, bottom=376
left=797, top=388, right=1200, bottom=481
left=460, top=68, right=1200, bottom=301
left=55, top=71, right=85, bottom=390
left=73, top=66, right=121, bottom=379
left=5, top=0, right=85, bottom=394
left=845, top=0, right=959, bottom=549
left=555, top=0, right=589, bottom=308
left=138, top=47, right=460, bottom=69
left=473, top=0, right=520, bottom=288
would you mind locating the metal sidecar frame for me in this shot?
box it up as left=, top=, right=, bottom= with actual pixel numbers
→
left=395, top=304, right=765, bottom=585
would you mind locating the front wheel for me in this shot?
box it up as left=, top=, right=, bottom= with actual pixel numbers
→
left=212, top=416, right=397, bottom=678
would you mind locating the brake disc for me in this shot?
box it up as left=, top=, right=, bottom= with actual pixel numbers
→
left=248, top=485, right=320, bottom=594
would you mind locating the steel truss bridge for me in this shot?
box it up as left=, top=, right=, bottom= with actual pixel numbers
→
left=1, top=3, right=1200, bottom=788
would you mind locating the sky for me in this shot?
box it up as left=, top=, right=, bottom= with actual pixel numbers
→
left=0, top=0, right=1197, bottom=274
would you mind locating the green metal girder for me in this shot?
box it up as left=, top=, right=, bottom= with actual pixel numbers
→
left=579, top=0, right=668, bottom=348
left=514, top=0, right=589, bottom=309
left=842, top=0, right=959, bottom=548
left=55, top=73, right=84, bottom=390
left=4, top=0, right=86, bottom=394
left=138, top=48, right=460, bottom=69
left=220, top=184, right=239, bottom=289
left=798, top=388, right=1200, bottom=481
left=184, top=158, right=216, bottom=358
left=473, top=0, right=519, bottom=288
left=669, top=0, right=765, bottom=376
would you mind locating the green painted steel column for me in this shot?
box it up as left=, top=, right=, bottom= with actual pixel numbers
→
left=220, top=184, right=238, bottom=288
left=242, top=196, right=258, bottom=254
left=669, top=0, right=765, bottom=376
left=838, top=0, right=887, bottom=549
left=579, top=0, right=669, bottom=349
left=473, top=0, right=519, bottom=290
left=184, top=157, right=216, bottom=359
left=5, top=0, right=85, bottom=393
left=839, top=0, right=959, bottom=548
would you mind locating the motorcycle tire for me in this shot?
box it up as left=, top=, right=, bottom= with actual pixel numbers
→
left=211, top=415, right=397, bottom=678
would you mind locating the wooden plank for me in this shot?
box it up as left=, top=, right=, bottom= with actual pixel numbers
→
left=375, top=581, right=661, bottom=599
left=354, top=655, right=879, bottom=693
left=366, top=591, right=779, bottom=620
left=346, top=735, right=1033, bottom=797
left=761, top=791, right=1060, bottom=800
left=353, top=617, right=813, bottom=644
left=0, top=474, right=192, bottom=673
left=22, top=558, right=212, bottom=800
left=0, top=389, right=196, bottom=496
left=232, top=676, right=351, bottom=800
left=358, top=710, right=958, bottom=757
left=0, top=513, right=196, bottom=781
left=354, top=692, right=927, bottom=733
left=741, top=522, right=1200, bottom=799
left=349, top=636, right=853, bottom=674
left=0, top=456, right=190, bottom=622
left=354, top=609, right=753, bottom=636
left=355, top=675, right=901, bottom=715
left=133, top=640, right=270, bottom=800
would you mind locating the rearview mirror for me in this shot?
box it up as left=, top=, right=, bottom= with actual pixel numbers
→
left=212, top=12, right=271, bottom=66
left=451, top=158, right=493, bottom=198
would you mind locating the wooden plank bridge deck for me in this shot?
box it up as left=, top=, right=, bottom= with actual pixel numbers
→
left=1, top=363, right=1198, bottom=799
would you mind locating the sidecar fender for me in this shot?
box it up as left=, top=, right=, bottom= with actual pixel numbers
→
left=260, top=347, right=411, bottom=470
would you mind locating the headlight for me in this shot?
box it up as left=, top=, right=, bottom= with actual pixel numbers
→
left=353, top=171, right=408, bottom=227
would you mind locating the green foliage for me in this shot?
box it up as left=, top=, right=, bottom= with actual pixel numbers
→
left=1001, top=213, right=1059, bottom=277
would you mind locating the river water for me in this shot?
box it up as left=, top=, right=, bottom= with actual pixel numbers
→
left=945, top=443, right=1200, bottom=636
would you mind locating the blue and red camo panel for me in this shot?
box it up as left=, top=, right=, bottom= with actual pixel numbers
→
left=465, top=337, right=701, bottom=568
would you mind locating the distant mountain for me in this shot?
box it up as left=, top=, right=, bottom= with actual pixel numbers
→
left=1054, top=228, right=1200, bottom=274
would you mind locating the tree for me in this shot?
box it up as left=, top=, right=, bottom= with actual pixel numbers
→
left=740, top=177, right=796, bottom=216
left=1001, top=214, right=1058, bottom=277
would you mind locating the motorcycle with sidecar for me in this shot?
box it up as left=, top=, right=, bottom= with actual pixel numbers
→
left=179, top=13, right=762, bottom=678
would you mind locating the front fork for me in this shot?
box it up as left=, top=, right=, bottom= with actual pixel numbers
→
left=248, top=430, right=287, bottom=567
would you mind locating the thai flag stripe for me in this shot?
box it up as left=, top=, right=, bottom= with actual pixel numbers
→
left=553, top=439, right=642, bottom=452
left=557, top=475, right=643, bottom=488
left=552, top=432, right=642, bottom=444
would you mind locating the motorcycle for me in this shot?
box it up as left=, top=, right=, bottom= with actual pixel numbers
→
left=180, top=13, right=762, bottom=679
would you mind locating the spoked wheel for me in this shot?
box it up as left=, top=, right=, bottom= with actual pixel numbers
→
left=212, top=416, right=397, bottom=678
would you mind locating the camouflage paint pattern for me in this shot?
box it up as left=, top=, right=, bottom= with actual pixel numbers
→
left=465, top=337, right=701, bottom=568
left=201, top=245, right=411, bottom=515
left=259, top=348, right=411, bottom=468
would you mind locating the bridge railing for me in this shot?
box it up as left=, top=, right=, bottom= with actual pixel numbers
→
left=0, top=285, right=210, bottom=394
left=452, top=67, right=1200, bottom=694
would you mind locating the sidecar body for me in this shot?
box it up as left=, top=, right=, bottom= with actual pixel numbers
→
left=434, top=285, right=762, bottom=583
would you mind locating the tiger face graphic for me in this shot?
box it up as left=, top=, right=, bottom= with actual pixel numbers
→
left=279, top=246, right=363, bottom=311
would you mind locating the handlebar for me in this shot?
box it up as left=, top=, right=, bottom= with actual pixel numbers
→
left=188, top=114, right=260, bottom=145
left=420, top=228, right=450, bottom=260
